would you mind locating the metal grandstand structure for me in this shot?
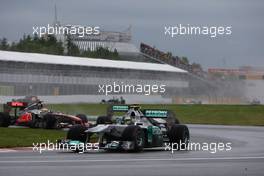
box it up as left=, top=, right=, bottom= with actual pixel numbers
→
left=56, top=24, right=139, bottom=54
left=0, top=50, right=190, bottom=97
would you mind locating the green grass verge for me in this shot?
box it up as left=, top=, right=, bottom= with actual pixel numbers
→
left=47, top=104, right=264, bottom=126
left=0, top=128, right=66, bottom=148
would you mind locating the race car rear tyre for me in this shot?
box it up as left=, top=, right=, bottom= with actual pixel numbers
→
left=43, top=114, right=57, bottom=129
left=0, top=112, right=10, bottom=127
left=122, top=125, right=145, bottom=152
left=67, top=124, right=87, bottom=143
left=30, top=114, right=39, bottom=128
left=76, top=114, right=88, bottom=123
left=166, top=111, right=180, bottom=128
left=168, top=124, right=189, bottom=150
left=96, top=116, right=112, bottom=124
left=175, top=118, right=180, bottom=124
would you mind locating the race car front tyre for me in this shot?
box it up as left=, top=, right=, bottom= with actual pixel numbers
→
left=76, top=114, right=88, bottom=123
left=67, top=124, right=87, bottom=143
left=122, top=125, right=145, bottom=152
left=0, top=112, right=10, bottom=127
left=168, top=124, right=190, bottom=150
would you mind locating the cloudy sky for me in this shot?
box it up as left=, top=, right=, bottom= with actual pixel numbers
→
left=0, top=0, right=263, bottom=68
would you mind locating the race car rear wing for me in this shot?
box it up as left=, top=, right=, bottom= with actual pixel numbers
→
left=112, top=105, right=129, bottom=111
left=111, top=105, right=141, bottom=112
left=110, top=105, right=171, bottom=118
left=7, top=101, right=28, bottom=108
left=142, top=109, right=170, bottom=118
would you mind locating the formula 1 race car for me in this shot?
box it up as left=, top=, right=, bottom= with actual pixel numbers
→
left=59, top=105, right=189, bottom=152
left=101, top=96, right=126, bottom=105
left=0, top=96, right=88, bottom=129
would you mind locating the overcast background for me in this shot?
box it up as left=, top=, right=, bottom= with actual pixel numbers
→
left=0, top=0, right=263, bottom=69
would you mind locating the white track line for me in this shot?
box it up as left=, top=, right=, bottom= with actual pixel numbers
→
left=0, top=156, right=264, bottom=163
left=0, top=149, right=17, bottom=153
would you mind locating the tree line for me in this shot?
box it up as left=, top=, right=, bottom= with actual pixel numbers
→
left=0, top=34, right=119, bottom=59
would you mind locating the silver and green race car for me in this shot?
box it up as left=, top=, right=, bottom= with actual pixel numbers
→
left=58, top=105, right=190, bottom=152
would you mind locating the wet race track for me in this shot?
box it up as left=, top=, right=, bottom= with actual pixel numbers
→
left=1, top=125, right=264, bottom=176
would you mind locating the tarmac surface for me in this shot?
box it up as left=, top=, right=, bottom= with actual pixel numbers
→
left=0, top=124, right=264, bottom=176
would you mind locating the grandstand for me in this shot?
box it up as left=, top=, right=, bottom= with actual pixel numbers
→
left=0, top=50, right=198, bottom=103
left=140, top=43, right=205, bottom=77
left=0, top=50, right=243, bottom=104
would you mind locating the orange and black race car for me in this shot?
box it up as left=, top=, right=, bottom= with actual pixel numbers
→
left=0, top=96, right=89, bottom=129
